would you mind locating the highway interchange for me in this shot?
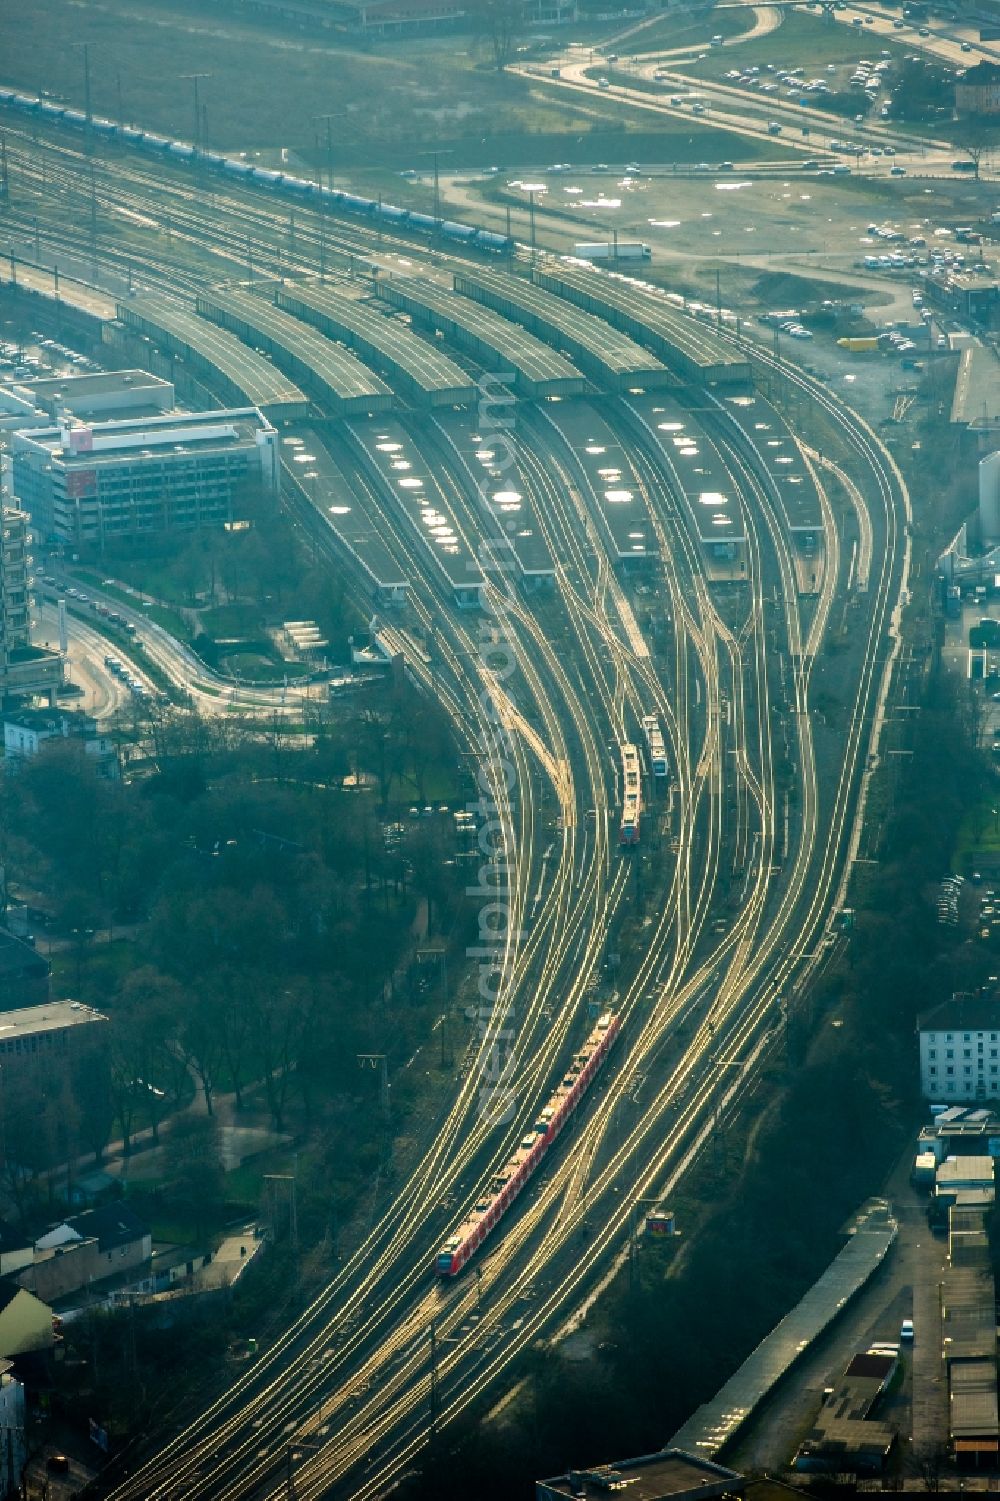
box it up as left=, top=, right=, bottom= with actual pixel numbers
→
left=525, top=0, right=1000, bottom=171
left=0, top=8, right=925, bottom=1490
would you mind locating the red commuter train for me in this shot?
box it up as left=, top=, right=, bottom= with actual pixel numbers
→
left=435, top=1012, right=622, bottom=1276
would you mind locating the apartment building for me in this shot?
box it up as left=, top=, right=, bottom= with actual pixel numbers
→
left=0, top=507, right=61, bottom=706
left=918, top=994, right=1000, bottom=1102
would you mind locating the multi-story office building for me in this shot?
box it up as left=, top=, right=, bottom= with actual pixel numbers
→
left=1, top=508, right=30, bottom=649
left=0, top=506, right=61, bottom=706
left=11, top=407, right=280, bottom=550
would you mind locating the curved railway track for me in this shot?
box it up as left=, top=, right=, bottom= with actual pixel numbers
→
left=0, top=128, right=911, bottom=1499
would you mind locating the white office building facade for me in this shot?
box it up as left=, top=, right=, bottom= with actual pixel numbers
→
left=919, top=997, right=1000, bottom=1103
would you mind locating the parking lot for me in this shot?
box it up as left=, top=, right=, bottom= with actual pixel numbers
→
left=0, top=330, right=103, bottom=381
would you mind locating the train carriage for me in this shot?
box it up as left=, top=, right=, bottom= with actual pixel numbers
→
left=620, top=742, right=641, bottom=846
left=0, top=88, right=518, bottom=255
left=641, top=714, right=668, bottom=779
left=435, top=1012, right=621, bottom=1275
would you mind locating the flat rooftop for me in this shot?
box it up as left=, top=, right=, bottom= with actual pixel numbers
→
left=952, top=344, right=1000, bottom=426
left=12, top=370, right=171, bottom=401
left=452, top=268, right=670, bottom=390
left=117, top=294, right=308, bottom=421
left=14, top=407, right=272, bottom=463
left=720, top=393, right=822, bottom=535
left=281, top=428, right=408, bottom=593
left=376, top=276, right=586, bottom=398
left=433, top=408, right=553, bottom=579
left=275, top=283, right=475, bottom=405
left=797, top=1416, right=896, bottom=1460
left=942, top=1263, right=997, bottom=1361
left=1, top=259, right=115, bottom=322
left=0, top=1000, right=107, bottom=1036
left=196, top=289, right=392, bottom=413
left=537, top=1450, right=743, bottom=1501
left=348, top=416, right=483, bottom=591
left=630, top=392, right=744, bottom=547
left=532, top=264, right=750, bottom=385
left=550, top=398, right=653, bottom=562
left=951, top=1359, right=1000, bottom=1439
left=938, top=1155, right=995, bottom=1186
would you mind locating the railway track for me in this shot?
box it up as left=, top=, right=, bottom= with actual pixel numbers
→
left=0, top=127, right=911, bottom=1499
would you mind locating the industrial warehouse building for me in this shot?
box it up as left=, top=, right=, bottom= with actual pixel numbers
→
left=794, top=1350, right=898, bottom=1474
left=910, top=1108, right=999, bottom=1462
left=11, top=408, right=280, bottom=550
left=537, top=1450, right=745, bottom=1501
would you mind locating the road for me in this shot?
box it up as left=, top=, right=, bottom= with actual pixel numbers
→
left=515, top=0, right=995, bottom=179
left=35, top=581, right=328, bottom=718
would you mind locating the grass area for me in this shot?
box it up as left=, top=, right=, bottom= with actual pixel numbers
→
left=683, top=10, right=913, bottom=81
left=198, top=603, right=263, bottom=636
left=72, top=567, right=194, bottom=642
left=145, top=1216, right=203, bottom=1247
left=955, top=797, right=1000, bottom=870
left=217, top=653, right=311, bottom=681
left=224, top=1158, right=291, bottom=1208
left=50, top=939, right=138, bottom=998
left=609, top=6, right=749, bottom=56
left=1, top=0, right=688, bottom=162
left=93, top=554, right=204, bottom=610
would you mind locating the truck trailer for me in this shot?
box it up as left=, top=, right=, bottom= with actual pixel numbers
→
left=573, top=241, right=652, bottom=262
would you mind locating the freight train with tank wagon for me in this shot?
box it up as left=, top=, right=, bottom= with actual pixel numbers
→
left=0, top=87, right=517, bottom=256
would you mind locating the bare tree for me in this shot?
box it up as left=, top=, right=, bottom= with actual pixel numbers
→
left=472, top=0, right=524, bottom=71
left=953, top=116, right=998, bottom=179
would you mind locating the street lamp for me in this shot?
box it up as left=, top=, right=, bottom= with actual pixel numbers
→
left=72, top=42, right=92, bottom=130
left=181, top=73, right=210, bottom=152
left=314, top=112, right=346, bottom=193
left=520, top=181, right=546, bottom=262
left=419, top=148, right=453, bottom=228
